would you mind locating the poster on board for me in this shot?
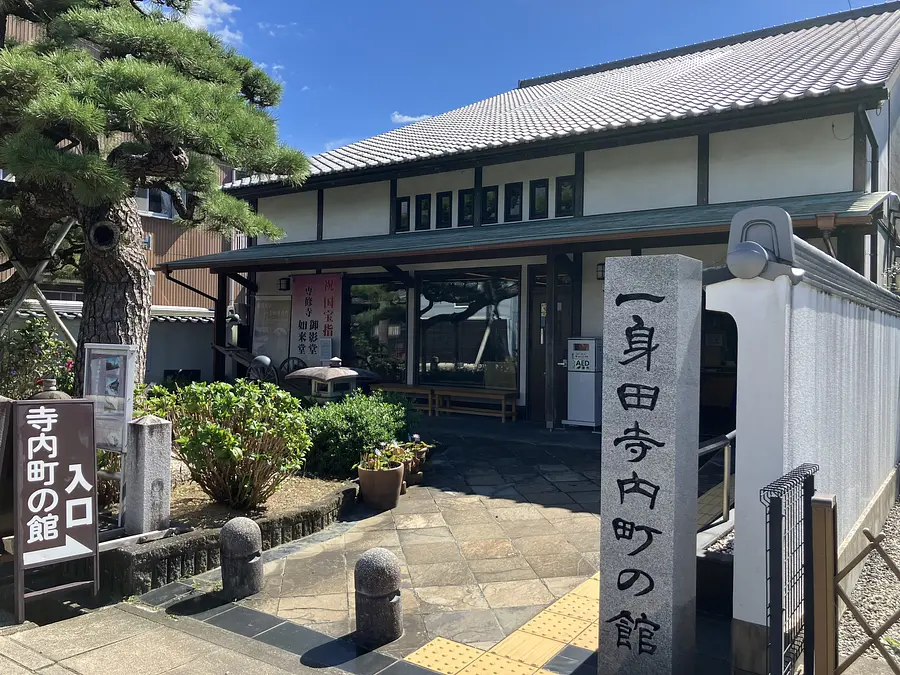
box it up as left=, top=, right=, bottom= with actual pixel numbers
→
left=290, top=274, right=342, bottom=364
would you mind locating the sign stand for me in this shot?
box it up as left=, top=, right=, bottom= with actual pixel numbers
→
left=12, top=400, right=99, bottom=624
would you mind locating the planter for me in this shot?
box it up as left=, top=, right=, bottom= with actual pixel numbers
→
left=358, top=463, right=404, bottom=510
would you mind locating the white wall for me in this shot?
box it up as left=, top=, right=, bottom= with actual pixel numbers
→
left=258, top=191, right=318, bottom=243
left=584, top=137, right=698, bottom=215
left=709, top=114, right=855, bottom=203
left=398, top=169, right=475, bottom=228
left=483, top=155, right=576, bottom=224
left=146, top=321, right=215, bottom=383
left=323, top=181, right=390, bottom=239
left=867, top=104, right=890, bottom=192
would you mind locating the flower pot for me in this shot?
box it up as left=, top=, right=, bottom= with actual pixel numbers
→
left=358, top=463, right=404, bottom=511
left=406, top=471, right=423, bottom=486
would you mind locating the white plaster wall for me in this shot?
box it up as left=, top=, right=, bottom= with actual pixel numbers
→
left=258, top=191, right=318, bottom=243
left=146, top=321, right=215, bottom=383
left=583, top=137, right=698, bottom=215
left=397, top=169, right=475, bottom=228
left=784, top=283, right=900, bottom=543
left=323, top=181, right=390, bottom=239
left=867, top=104, right=890, bottom=192
left=642, top=244, right=727, bottom=267
left=581, top=250, right=631, bottom=337
left=709, top=114, right=855, bottom=203
left=483, top=155, right=576, bottom=224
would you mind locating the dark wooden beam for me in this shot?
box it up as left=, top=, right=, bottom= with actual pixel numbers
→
left=631, top=246, right=642, bottom=256
left=316, top=189, right=324, bottom=241
left=383, top=265, right=413, bottom=287
left=473, top=167, right=483, bottom=227
left=572, top=252, right=583, bottom=336
left=853, top=112, right=868, bottom=192
left=162, top=270, right=217, bottom=304
left=574, top=152, right=585, bottom=217
left=389, top=179, right=397, bottom=235
left=545, top=253, right=559, bottom=429
left=213, top=274, right=228, bottom=380
left=227, top=273, right=258, bottom=293
left=697, top=134, right=710, bottom=205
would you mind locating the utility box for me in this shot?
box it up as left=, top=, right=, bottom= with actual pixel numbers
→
left=563, top=338, right=602, bottom=428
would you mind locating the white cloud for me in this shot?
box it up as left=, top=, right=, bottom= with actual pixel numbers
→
left=301, top=85, right=310, bottom=92
left=324, top=138, right=355, bottom=152
left=257, top=21, right=298, bottom=36
left=391, top=111, right=431, bottom=124
left=183, top=0, right=243, bottom=45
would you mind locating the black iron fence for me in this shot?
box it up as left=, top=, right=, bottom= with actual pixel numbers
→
left=761, top=463, right=819, bottom=675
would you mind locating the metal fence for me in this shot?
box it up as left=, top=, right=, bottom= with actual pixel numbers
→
left=761, top=463, right=819, bottom=675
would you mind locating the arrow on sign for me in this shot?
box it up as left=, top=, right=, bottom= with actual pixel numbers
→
left=23, top=536, right=92, bottom=567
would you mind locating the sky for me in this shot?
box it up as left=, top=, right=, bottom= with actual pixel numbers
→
left=186, top=0, right=878, bottom=158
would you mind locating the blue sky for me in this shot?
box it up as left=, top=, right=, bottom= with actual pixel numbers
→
left=189, top=0, right=873, bottom=158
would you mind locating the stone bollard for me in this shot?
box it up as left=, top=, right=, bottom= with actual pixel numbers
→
left=220, top=517, right=263, bottom=600
left=354, top=547, right=403, bottom=648
left=124, top=415, right=172, bottom=535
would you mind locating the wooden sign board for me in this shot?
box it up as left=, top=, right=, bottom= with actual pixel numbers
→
left=13, top=399, right=99, bottom=623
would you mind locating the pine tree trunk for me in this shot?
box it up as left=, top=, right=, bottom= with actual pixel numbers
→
left=76, top=197, right=151, bottom=395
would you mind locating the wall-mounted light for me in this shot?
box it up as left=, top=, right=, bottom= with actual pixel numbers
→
left=596, top=263, right=605, bottom=281
left=278, top=277, right=291, bottom=292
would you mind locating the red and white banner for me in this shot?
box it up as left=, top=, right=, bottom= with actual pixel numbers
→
left=290, top=274, right=342, bottom=364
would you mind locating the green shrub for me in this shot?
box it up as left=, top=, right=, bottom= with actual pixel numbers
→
left=0, top=317, right=75, bottom=399
left=302, top=390, right=410, bottom=477
left=143, top=379, right=310, bottom=511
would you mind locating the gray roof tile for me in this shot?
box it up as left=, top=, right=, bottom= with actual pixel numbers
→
left=224, top=4, right=900, bottom=191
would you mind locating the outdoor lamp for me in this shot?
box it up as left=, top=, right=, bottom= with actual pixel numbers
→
left=596, top=263, right=605, bottom=281
left=278, top=277, right=291, bottom=291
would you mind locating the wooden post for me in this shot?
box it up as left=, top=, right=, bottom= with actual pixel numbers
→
left=813, top=493, right=838, bottom=675
left=213, top=273, right=228, bottom=381
left=473, top=167, right=483, bottom=227
left=544, top=253, right=559, bottom=429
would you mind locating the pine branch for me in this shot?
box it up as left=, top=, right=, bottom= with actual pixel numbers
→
left=107, top=142, right=189, bottom=181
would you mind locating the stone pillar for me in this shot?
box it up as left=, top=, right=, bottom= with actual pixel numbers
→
left=354, top=547, right=403, bottom=648
left=220, top=517, right=263, bottom=600
left=599, top=255, right=701, bottom=675
left=124, top=415, right=172, bottom=536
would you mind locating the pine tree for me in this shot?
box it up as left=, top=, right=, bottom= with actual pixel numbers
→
left=0, top=0, right=307, bottom=389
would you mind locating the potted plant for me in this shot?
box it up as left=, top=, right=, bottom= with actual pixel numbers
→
left=355, top=444, right=405, bottom=510
left=403, top=435, right=433, bottom=485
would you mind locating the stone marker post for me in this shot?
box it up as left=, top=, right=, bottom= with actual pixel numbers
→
left=354, top=547, right=403, bottom=648
left=124, top=415, right=172, bottom=535
left=221, top=517, right=263, bottom=600
left=599, top=255, right=701, bottom=675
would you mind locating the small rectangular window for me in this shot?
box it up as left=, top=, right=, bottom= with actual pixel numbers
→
left=482, top=185, right=499, bottom=224
left=396, top=196, right=410, bottom=232
left=556, top=175, right=575, bottom=217
left=504, top=182, right=523, bottom=222
left=436, top=191, right=452, bottom=229
left=529, top=179, right=549, bottom=220
left=135, top=187, right=174, bottom=218
left=458, top=189, right=474, bottom=227
left=415, top=194, right=431, bottom=231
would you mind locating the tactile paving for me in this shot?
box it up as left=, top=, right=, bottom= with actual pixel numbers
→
left=570, top=622, right=599, bottom=651
left=570, top=577, right=600, bottom=601
left=519, top=610, right=591, bottom=643
left=405, top=637, right=484, bottom=675
left=490, top=630, right=565, bottom=667
left=546, top=593, right=598, bottom=622
left=458, top=652, right=539, bottom=675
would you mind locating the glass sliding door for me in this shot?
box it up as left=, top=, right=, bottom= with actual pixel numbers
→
left=348, top=282, right=408, bottom=383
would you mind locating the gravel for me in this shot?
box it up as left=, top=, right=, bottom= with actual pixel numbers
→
left=838, top=499, right=900, bottom=664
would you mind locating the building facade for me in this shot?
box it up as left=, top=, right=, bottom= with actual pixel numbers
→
left=164, top=3, right=900, bottom=428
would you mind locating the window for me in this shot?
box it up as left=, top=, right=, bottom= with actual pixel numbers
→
left=395, top=196, right=410, bottom=232
left=418, top=269, right=520, bottom=389
left=135, top=187, right=174, bottom=218
left=481, top=185, right=499, bottom=224
left=415, top=194, right=432, bottom=231
left=556, top=175, right=575, bottom=217
left=348, top=282, right=408, bottom=383
left=436, top=191, right=453, bottom=229
left=504, top=182, right=523, bottom=222
left=458, top=189, right=475, bottom=227
left=529, top=179, right=549, bottom=220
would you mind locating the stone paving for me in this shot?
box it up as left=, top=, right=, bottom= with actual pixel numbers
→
left=235, top=440, right=603, bottom=657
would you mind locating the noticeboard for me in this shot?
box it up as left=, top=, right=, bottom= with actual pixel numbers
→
left=83, top=344, right=136, bottom=454
left=13, top=399, right=99, bottom=622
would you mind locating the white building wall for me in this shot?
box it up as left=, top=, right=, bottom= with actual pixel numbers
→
left=709, top=114, right=855, bottom=203
left=398, top=169, right=475, bottom=228
left=483, top=155, right=576, bottom=224
left=323, top=181, right=390, bottom=239
left=258, top=191, right=318, bottom=243
left=583, top=137, right=698, bottom=215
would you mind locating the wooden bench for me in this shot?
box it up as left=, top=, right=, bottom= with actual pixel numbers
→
left=374, top=384, right=435, bottom=415
left=434, top=388, right=518, bottom=423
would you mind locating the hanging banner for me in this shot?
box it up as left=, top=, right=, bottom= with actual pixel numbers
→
left=290, top=274, right=342, bottom=364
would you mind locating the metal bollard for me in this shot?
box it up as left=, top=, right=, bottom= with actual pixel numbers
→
left=354, top=547, right=403, bottom=648
left=220, top=517, right=263, bottom=600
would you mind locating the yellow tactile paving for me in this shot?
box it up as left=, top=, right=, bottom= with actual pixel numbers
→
left=591, top=571, right=599, bottom=580
left=570, top=577, right=600, bottom=600
left=519, top=610, right=591, bottom=643
left=458, top=652, right=539, bottom=675
left=546, top=593, right=598, bottom=622
left=405, top=637, right=484, bottom=675
left=489, top=630, right=566, bottom=667
left=570, top=621, right=599, bottom=651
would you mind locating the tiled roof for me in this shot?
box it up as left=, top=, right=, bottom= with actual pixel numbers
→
left=161, top=191, right=895, bottom=272
left=225, top=3, right=900, bottom=191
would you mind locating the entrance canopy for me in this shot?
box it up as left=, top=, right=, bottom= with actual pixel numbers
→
left=160, top=191, right=892, bottom=274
